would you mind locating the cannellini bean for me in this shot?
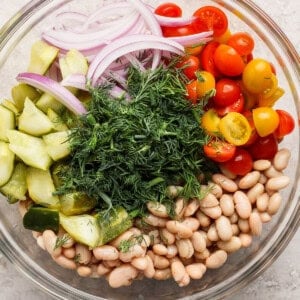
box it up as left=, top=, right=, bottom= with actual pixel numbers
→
left=264, top=166, right=283, bottom=178
left=234, top=191, right=252, bottom=219
left=182, top=217, right=200, bottom=232
left=247, top=183, right=264, bottom=204
left=102, top=259, right=121, bottom=268
left=273, top=148, right=291, bottom=171
left=216, top=216, right=233, bottom=241
left=212, top=174, right=238, bottom=192
left=143, top=214, right=167, bottom=227
left=219, top=194, right=234, bottom=217
left=140, top=234, right=151, bottom=248
left=171, top=260, right=186, bottom=283
left=178, top=272, right=191, bottom=287
left=77, top=266, right=92, bottom=277
left=32, top=231, right=41, bottom=239
left=97, top=263, right=111, bottom=276
left=267, top=192, right=282, bottom=215
left=108, top=264, right=138, bottom=288
left=89, top=264, right=101, bottom=278
left=36, top=236, right=46, bottom=250
left=75, top=244, right=92, bottom=265
left=217, top=236, right=242, bottom=253
left=207, top=224, right=219, bottom=242
left=238, top=218, right=250, bottom=233
left=200, top=206, right=222, bottom=219
left=231, top=224, right=240, bottom=236
left=239, top=233, right=253, bottom=248
left=207, top=181, right=223, bottom=198
left=119, top=244, right=145, bottom=262
left=196, top=211, right=211, bottom=227
left=42, top=230, right=62, bottom=258
left=152, top=254, right=170, bottom=269
left=128, top=227, right=141, bottom=236
left=131, top=256, right=149, bottom=271
left=62, top=247, right=75, bottom=259
left=238, top=171, right=260, bottom=189
left=176, top=239, right=194, bottom=259
left=198, top=231, right=211, bottom=247
left=166, top=245, right=178, bottom=258
left=166, top=221, right=193, bottom=239
left=249, top=212, right=262, bottom=236
left=154, top=268, right=172, bottom=280
left=194, top=249, right=210, bottom=260
left=159, top=228, right=175, bottom=245
left=153, top=244, right=168, bottom=256
left=110, top=230, right=133, bottom=248
left=148, top=229, right=161, bottom=245
left=253, top=159, right=271, bottom=171
left=93, top=245, right=119, bottom=261
left=174, top=197, right=186, bottom=219
left=184, top=199, right=200, bottom=217
left=256, top=193, right=269, bottom=212
left=199, top=193, right=219, bottom=208
left=191, top=231, right=206, bottom=253
left=205, top=250, right=227, bottom=269
left=266, top=176, right=290, bottom=191
left=18, top=200, right=29, bottom=218
left=258, top=173, right=268, bottom=184
left=230, top=212, right=239, bottom=224
left=54, top=255, right=77, bottom=270
left=166, top=185, right=183, bottom=199
left=185, top=263, right=206, bottom=280
left=147, top=201, right=168, bottom=218
left=259, top=212, right=272, bottom=223
left=219, top=164, right=237, bottom=179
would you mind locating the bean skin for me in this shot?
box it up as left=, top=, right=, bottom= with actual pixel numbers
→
left=185, top=263, right=206, bottom=280
left=267, top=192, right=282, bottom=215
left=205, top=250, right=227, bottom=269
left=249, top=212, right=262, bottom=236
left=212, top=174, right=238, bottom=192
left=273, top=148, right=291, bottom=171
left=171, top=260, right=186, bottom=283
left=217, top=236, right=242, bottom=253
left=216, top=216, right=233, bottom=241
left=184, top=199, right=200, bottom=217
left=191, top=231, right=206, bottom=253
left=256, top=193, right=269, bottom=212
left=238, top=171, right=260, bottom=189
left=147, top=201, right=168, bottom=218
left=266, top=176, right=290, bottom=191
left=108, top=264, right=138, bottom=288
left=234, top=191, right=252, bottom=219
left=219, top=194, right=234, bottom=217
left=253, top=159, right=271, bottom=171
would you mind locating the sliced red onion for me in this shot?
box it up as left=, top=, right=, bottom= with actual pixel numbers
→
left=109, top=86, right=130, bottom=100
left=168, top=30, right=214, bottom=46
left=88, top=34, right=184, bottom=86
left=61, top=74, right=88, bottom=91
left=155, top=15, right=197, bottom=27
left=124, top=54, right=146, bottom=72
left=16, top=73, right=87, bottom=115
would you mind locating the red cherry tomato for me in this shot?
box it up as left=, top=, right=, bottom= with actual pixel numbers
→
left=193, top=6, right=228, bottom=37
left=274, top=109, right=295, bottom=139
left=213, top=44, right=246, bottom=77
left=221, top=148, right=253, bottom=176
left=186, top=80, right=198, bottom=104
left=213, top=94, right=245, bottom=116
left=154, top=3, right=182, bottom=17
left=162, top=24, right=195, bottom=37
left=213, top=78, right=241, bottom=107
left=176, top=56, right=200, bottom=80
left=247, top=134, right=278, bottom=160
left=199, top=41, right=222, bottom=78
left=203, top=140, right=236, bottom=162
left=242, top=110, right=259, bottom=146
left=227, top=32, right=255, bottom=56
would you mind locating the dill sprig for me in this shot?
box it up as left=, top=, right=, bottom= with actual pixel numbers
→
left=53, top=234, right=70, bottom=250
left=55, top=64, right=217, bottom=215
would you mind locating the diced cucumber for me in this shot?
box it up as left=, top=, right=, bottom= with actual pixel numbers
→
left=59, top=192, right=97, bottom=216
left=95, top=207, right=133, bottom=246
left=18, top=98, right=53, bottom=136
left=27, top=40, right=59, bottom=75
left=0, top=162, right=27, bottom=203
left=47, top=108, right=68, bottom=131
left=1, top=100, right=20, bottom=115
left=0, top=105, right=15, bottom=141
left=11, top=83, right=40, bottom=111
left=59, top=213, right=100, bottom=248
left=7, top=130, right=52, bottom=170
left=23, top=206, right=59, bottom=233
left=0, top=141, right=15, bottom=186
left=51, top=162, right=68, bottom=187
left=36, top=93, right=64, bottom=113
left=26, top=167, right=60, bottom=208
left=43, top=131, right=71, bottom=161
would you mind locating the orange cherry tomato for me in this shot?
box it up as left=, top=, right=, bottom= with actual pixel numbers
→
left=176, top=55, right=200, bottom=80
left=204, top=139, right=236, bottom=162
left=227, top=32, right=255, bottom=56
left=186, top=80, right=198, bottom=104
left=154, top=3, right=182, bottom=17
left=195, top=71, right=216, bottom=98
left=252, top=107, right=279, bottom=137
left=274, top=109, right=295, bottom=139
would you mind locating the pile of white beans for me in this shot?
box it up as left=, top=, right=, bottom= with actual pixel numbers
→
left=19, top=148, right=291, bottom=288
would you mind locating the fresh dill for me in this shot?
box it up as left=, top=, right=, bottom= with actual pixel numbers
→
left=73, top=253, right=81, bottom=263
left=53, top=234, right=70, bottom=250
left=118, top=234, right=146, bottom=253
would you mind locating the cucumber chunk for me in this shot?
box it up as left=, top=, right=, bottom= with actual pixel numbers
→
left=43, top=131, right=71, bottom=161
left=23, top=206, right=59, bottom=233
left=27, top=40, right=59, bottom=75
left=18, top=98, right=53, bottom=136
left=7, top=130, right=52, bottom=170
left=47, top=108, right=69, bottom=132
left=0, top=141, right=15, bottom=186
left=59, top=213, right=100, bottom=248
left=11, top=83, right=40, bottom=111
left=36, top=93, right=64, bottom=114
left=1, top=100, right=20, bottom=115
left=0, top=162, right=27, bottom=203
left=26, top=167, right=60, bottom=208
left=95, top=207, right=133, bottom=246
left=0, top=105, right=15, bottom=141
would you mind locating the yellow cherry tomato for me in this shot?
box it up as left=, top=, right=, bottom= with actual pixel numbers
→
left=213, top=28, right=232, bottom=44
left=258, top=86, right=285, bottom=107
left=219, top=112, right=251, bottom=145
left=242, top=58, right=273, bottom=94
left=252, top=107, right=280, bottom=137
left=185, top=44, right=204, bottom=56
left=196, top=71, right=216, bottom=98
left=201, top=109, right=221, bottom=136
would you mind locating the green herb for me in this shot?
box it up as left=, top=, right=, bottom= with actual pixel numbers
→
left=56, top=64, right=217, bottom=215
left=118, top=234, right=146, bottom=253
left=74, top=253, right=81, bottom=263
left=54, top=234, right=70, bottom=250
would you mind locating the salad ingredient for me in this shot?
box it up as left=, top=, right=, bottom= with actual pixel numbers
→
left=203, top=140, right=236, bottom=162
left=165, top=31, right=212, bottom=46
left=36, top=93, right=64, bottom=114
left=201, top=109, right=221, bottom=136
left=185, top=80, right=198, bottom=104
left=0, top=105, right=15, bottom=141
left=154, top=2, right=182, bottom=17
left=11, top=83, right=40, bottom=111
left=43, top=131, right=70, bottom=161
left=195, top=71, right=216, bottom=98
left=176, top=55, right=200, bottom=80
left=247, top=134, right=278, bottom=160
left=0, top=141, right=15, bottom=186
left=214, top=78, right=241, bottom=107
left=252, top=107, right=279, bottom=137
left=214, top=94, right=245, bottom=116
left=46, top=108, right=69, bottom=132
left=227, top=32, right=255, bottom=56
left=199, top=41, right=221, bottom=77
left=274, top=109, right=295, bottom=139
left=162, top=24, right=195, bottom=37
left=155, top=15, right=196, bottom=27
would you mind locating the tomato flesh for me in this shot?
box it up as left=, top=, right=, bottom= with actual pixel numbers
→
left=204, top=140, right=236, bottom=162
left=155, top=3, right=182, bottom=17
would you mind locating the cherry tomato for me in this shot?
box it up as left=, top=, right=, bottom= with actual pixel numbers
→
left=214, top=94, right=245, bottom=116
left=154, top=3, right=182, bottom=17
left=214, top=28, right=232, bottom=44
left=213, top=44, right=246, bottom=77
left=185, top=44, right=204, bottom=56
left=199, top=41, right=222, bottom=78
left=219, top=112, right=251, bottom=146
left=221, top=148, right=253, bottom=176
left=247, top=134, right=278, bottom=160
left=214, top=78, right=241, bottom=107
left=196, top=71, right=216, bottom=98
left=227, top=32, right=255, bottom=56
left=274, top=109, right=295, bottom=139
left=242, top=58, right=273, bottom=94
left=252, top=107, right=279, bottom=137
left=162, top=24, right=195, bottom=37
left=258, top=86, right=284, bottom=107
left=193, top=6, right=228, bottom=37
left=186, top=80, right=198, bottom=104
left=176, top=56, right=200, bottom=80
left=204, top=140, right=236, bottom=162
left=201, top=109, right=221, bottom=136
left=242, top=110, right=259, bottom=146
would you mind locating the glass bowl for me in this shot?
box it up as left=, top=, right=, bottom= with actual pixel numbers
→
left=0, top=0, right=299, bottom=299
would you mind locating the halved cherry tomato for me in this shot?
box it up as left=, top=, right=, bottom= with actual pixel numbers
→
left=258, top=87, right=284, bottom=107
left=213, top=44, right=246, bottom=77
left=219, top=112, right=251, bottom=146
left=185, top=44, right=204, bottom=56
left=193, top=6, right=228, bottom=37
left=204, top=140, right=236, bottom=162
left=176, top=56, right=200, bottom=80
left=242, top=110, right=259, bottom=146
left=214, top=94, right=245, bottom=116
left=227, top=32, right=255, bottom=56
left=214, top=78, right=241, bottom=107
left=221, top=148, right=253, bottom=176
left=162, top=24, right=195, bottom=37
left=186, top=80, right=198, bottom=104
left=196, top=71, right=216, bottom=98
left=247, top=134, right=278, bottom=160
left=201, top=109, right=221, bottom=136
left=214, top=28, right=232, bottom=44
left=199, top=41, right=221, bottom=78
left=154, top=3, right=182, bottom=17
left=274, top=109, right=295, bottom=139
left=252, top=107, right=279, bottom=137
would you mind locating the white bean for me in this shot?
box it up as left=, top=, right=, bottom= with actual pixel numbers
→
left=264, top=166, right=283, bottom=178
left=238, top=218, right=250, bottom=233
left=159, top=228, right=175, bottom=245
left=147, top=201, right=168, bottom=218
left=247, top=183, right=264, bottom=204
left=207, top=224, right=219, bottom=242
left=63, top=247, right=76, bottom=259
left=212, top=174, right=238, bottom=192
left=77, top=266, right=92, bottom=277
left=185, top=263, right=206, bottom=280
left=153, top=244, right=168, bottom=256
left=93, top=245, right=119, bottom=261
left=131, top=256, right=148, bottom=271
left=260, top=212, right=272, bottom=223
left=199, top=193, right=219, bottom=208
left=207, top=182, right=223, bottom=198
left=266, top=176, right=290, bottom=191
left=182, top=217, right=200, bottom=232
left=196, top=210, right=211, bottom=227
left=267, top=192, right=282, bottom=215
left=253, top=159, right=271, bottom=171
left=176, top=239, right=194, bottom=259
left=216, top=216, right=233, bottom=241
left=42, top=230, right=61, bottom=258
left=171, top=260, right=186, bottom=283
left=194, top=249, right=210, bottom=260
left=174, top=197, right=186, bottom=219
left=256, top=193, right=269, bottom=212
left=200, top=206, right=222, bottom=219
left=154, top=268, right=172, bottom=280
left=191, top=231, right=206, bottom=253
left=273, top=148, right=291, bottom=171
left=108, top=264, right=138, bottom=288
left=239, top=233, right=252, bottom=247
left=184, top=199, right=200, bottom=217
left=219, top=194, right=234, bottom=217
left=166, top=221, right=193, bottom=239
left=97, top=263, right=111, bottom=276
left=144, top=255, right=155, bottom=278
left=238, top=171, right=260, bottom=189
left=75, top=244, right=92, bottom=265
left=166, top=245, right=178, bottom=259
left=143, top=214, right=167, bottom=227
left=249, top=212, right=262, bottom=236
left=217, top=236, right=242, bottom=253
left=234, top=191, right=252, bottom=219
left=219, top=164, right=237, bottom=179
left=54, top=255, right=77, bottom=270
left=205, top=250, right=227, bottom=269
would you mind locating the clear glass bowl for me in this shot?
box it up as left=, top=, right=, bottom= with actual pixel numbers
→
left=0, top=1, right=299, bottom=299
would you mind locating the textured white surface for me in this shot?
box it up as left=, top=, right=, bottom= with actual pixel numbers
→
left=0, top=1, right=299, bottom=299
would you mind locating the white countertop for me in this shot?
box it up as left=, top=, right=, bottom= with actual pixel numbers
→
left=0, top=1, right=299, bottom=299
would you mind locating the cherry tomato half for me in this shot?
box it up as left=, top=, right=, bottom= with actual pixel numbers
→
left=193, top=6, right=228, bottom=37
left=227, top=32, right=255, bottom=56
left=242, top=110, right=259, bottom=146
left=204, top=140, right=236, bottom=162
left=201, top=109, right=221, bottom=136
left=274, top=109, right=295, bottom=139
left=214, top=78, right=241, bottom=107
left=247, top=134, right=278, bottom=160
left=252, top=107, right=279, bottom=137
left=154, top=3, right=182, bottom=17
left=162, top=24, right=196, bottom=37
left=214, top=44, right=246, bottom=77
left=213, top=94, right=245, bottom=117
left=221, top=148, right=253, bottom=176
left=176, top=55, right=200, bottom=80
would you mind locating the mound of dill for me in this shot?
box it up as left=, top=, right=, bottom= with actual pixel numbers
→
left=57, top=65, right=216, bottom=214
